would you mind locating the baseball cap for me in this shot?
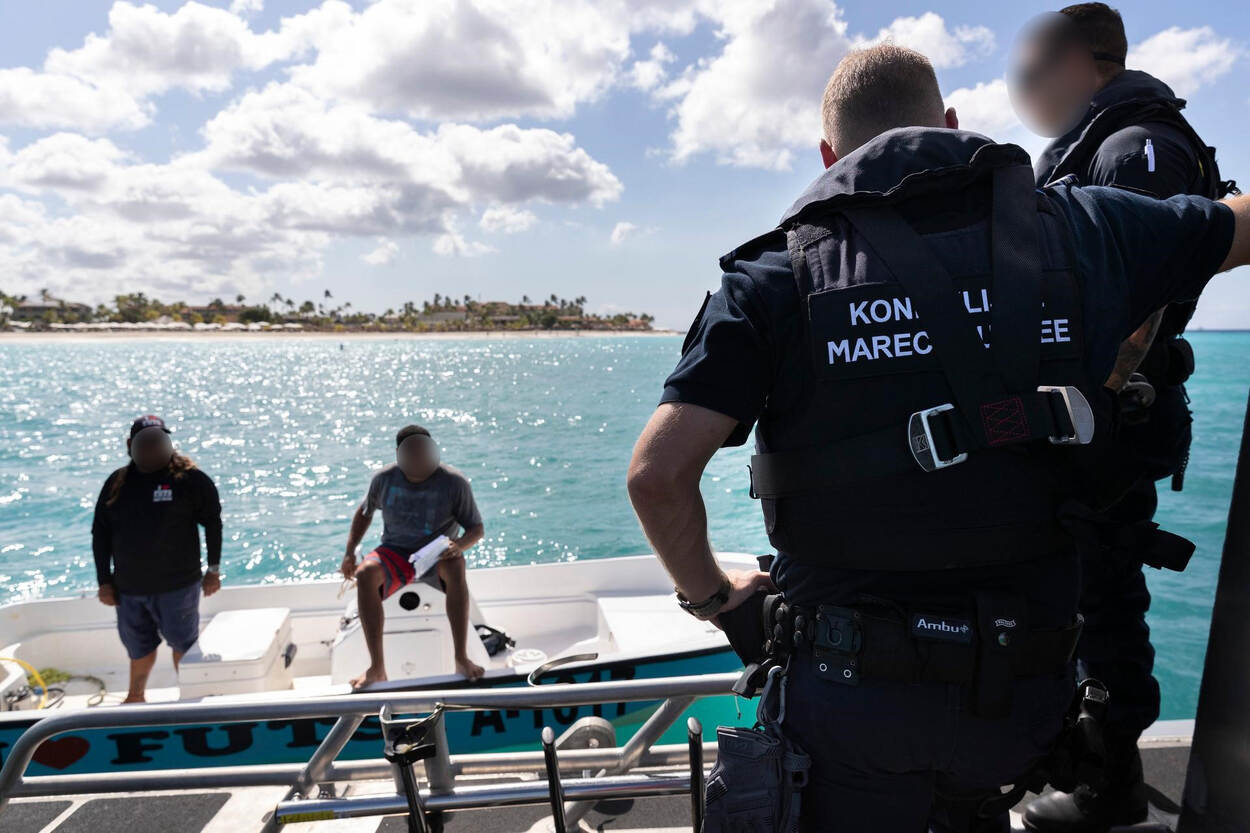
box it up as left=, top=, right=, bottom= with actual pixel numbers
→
left=129, top=415, right=171, bottom=439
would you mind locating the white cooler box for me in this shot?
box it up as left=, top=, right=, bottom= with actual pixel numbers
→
left=179, top=607, right=294, bottom=698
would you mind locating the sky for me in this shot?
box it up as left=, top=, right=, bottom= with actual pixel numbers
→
left=0, top=0, right=1245, bottom=329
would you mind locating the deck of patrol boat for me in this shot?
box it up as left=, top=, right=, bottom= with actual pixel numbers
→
left=0, top=719, right=1194, bottom=833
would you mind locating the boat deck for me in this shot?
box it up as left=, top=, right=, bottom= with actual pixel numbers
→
left=0, top=721, right=1194, bottom=833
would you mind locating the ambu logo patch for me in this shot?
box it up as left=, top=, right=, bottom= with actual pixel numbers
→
left=152, top=485, right=173, bottom=502
left=911, top=614, right=972, bottom=644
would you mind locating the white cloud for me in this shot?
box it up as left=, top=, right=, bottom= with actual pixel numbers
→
left=288, top=0, right=633, bottom=122
left=656, top=2, right=993, bottom=169
left=0, top=1, right=351, bottom=133
left=439, top=123, right=622, bottom=207
left=661, top=0, right=850, bottom=170
left=230, top=0, right=263, bottom=14
left=47, top=1, right=276, bottom=97
left=193, top=84, right=621, bottom=212
left=854, top=13, right=994, bottom=69
left=0, top=68, right=150, bottom=132
left=944, top=79, right=1020, bottom=138
left=480, top=205, right=537, bottom=233
left=4, top=133, right=131, bottom=191
left=433, top=229, right=494, bottom=257
left=610, top=221, right=637, bottom=245
left=628, top=42, right=676, bottom=91
left=362, top=239, right=399, bottom=265
left=1127, top=26, right=1240, bottom=97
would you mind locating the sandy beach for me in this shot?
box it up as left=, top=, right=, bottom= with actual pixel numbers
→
left=0, top=328, right=681, bottom=343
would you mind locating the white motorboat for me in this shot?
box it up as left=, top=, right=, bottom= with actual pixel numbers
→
left=0, top=553, right=755, bottom=775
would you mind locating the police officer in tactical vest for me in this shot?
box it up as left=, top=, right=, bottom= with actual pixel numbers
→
left=1007, top=7, right=1238, bottom=830
left=627, top=43, right=1250, bottom=833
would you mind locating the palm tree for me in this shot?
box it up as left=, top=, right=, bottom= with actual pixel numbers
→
left=521, top=295, right=531, bottom=305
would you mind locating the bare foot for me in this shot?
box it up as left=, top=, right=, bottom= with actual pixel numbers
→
left=350, top=666, right=388, bottom=690
left=122, top=695, right=146, bottom=704
left=455, top=656, right=485, bottom=681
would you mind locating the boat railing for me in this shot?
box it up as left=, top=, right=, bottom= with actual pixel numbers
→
left=0, top=670, right=740, bottom=831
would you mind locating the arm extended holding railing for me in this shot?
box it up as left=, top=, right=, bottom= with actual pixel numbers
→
left=1219, top=193, right=1250, bottom=274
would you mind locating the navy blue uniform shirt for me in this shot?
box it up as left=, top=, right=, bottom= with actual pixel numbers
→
left=662, top=185, right=1233, bottom=622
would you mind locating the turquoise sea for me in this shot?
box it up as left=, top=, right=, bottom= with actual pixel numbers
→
left=1, top=333, right=1247, bottom=721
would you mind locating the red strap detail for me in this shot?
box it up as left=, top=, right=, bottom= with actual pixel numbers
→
left=981, top=397, right=1030, bottom=446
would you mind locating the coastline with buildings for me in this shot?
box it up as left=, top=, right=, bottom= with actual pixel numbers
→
left=0, top=291, right=658, bottom=335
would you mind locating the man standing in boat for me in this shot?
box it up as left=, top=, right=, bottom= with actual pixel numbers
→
left=628, top=44, right=1249, bottom=831
left=92, top=415, right=222, bottom=703
left=341, top=425, right=485, bottom=687
left=1008, top=7, right=1235, bottom=829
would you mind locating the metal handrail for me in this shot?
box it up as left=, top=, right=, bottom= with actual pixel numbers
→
left=11, top=742, right=721, bottom=798
left=0, top=672, right=739, bottom=810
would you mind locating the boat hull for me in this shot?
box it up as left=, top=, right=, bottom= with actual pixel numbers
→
left=0, top=647, right=741, bottom=776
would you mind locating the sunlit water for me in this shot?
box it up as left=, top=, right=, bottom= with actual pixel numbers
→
left=1, top=333, right=1246, bottom=720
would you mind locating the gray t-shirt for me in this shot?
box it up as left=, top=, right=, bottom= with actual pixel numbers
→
left=362, top=464, right=482, bottom=552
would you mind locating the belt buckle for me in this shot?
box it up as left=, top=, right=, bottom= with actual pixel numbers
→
left=1037, top=385, right=1095, bottom=446
left=907, top=403, right=967, bottom=472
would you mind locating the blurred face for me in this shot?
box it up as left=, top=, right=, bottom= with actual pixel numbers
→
left=1008, top=20, right=1100, bottom=138
left=396, top=434, right=440, bottom=482
left=129, top=426, right=173, bottom=473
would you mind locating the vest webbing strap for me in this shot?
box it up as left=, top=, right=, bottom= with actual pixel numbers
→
left=750, top=166, right=1075, bottom=499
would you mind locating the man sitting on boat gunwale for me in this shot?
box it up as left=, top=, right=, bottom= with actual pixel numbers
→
left=92, top=415, right=223, bottom=703
left=341, top=424, right=485, bottom=688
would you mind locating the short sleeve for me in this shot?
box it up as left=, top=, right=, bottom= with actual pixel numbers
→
left=451, top=476, right=482, bottom=529
left=1047, top=184, right=1234, bottom=342
left=1087, top=123, right=1197, bottom=199
left=660, top=259, right=782, bottom=447
left=362, top=471, right=384, bottom=515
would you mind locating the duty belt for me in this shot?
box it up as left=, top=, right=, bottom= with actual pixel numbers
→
left=759, top=592, right=1081, bottom=718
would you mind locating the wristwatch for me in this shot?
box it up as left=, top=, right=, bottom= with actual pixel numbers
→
left=206, top=565, right=220, bottom=575
left=676, top=574, right=732, bottom=620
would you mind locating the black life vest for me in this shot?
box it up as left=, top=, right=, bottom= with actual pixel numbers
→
left=1035, top=70, right=1234, bottom=339
left=738, top=128, right=1100, bottom=570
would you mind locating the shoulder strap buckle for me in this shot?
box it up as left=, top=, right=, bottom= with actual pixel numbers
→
left=908, top=404, right=968, bottom=472
left=1038, top=385, right=1095, bottom=445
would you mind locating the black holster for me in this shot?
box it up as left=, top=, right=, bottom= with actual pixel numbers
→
left=1060, top=501, right=1195, bottom=572
left=976, top=678, right=1110, bottom=819
left=704, top=669, right=810, bottom=833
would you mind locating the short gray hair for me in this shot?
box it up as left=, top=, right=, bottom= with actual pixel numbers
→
left=821, top=45, right=947, bottom=155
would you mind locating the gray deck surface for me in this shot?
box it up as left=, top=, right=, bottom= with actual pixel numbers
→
left=0, top=741, right=1194, bottom=832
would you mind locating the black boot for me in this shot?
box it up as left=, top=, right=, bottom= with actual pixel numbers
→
left=1021, top=746, right=1148, bottom=832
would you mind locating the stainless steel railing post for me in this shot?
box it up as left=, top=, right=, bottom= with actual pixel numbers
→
left=687, top=717, right=704, bottom=832
left=559, top=695, right=696, bottom=828
left=260, top=713, right=363, bottom=833
left=541, top=727, right=568, bottom=833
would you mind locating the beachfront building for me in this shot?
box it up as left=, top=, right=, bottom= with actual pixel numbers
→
left=10, top=296, right=92, bottom=321
left=418, top=308, right=470, bottom=325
